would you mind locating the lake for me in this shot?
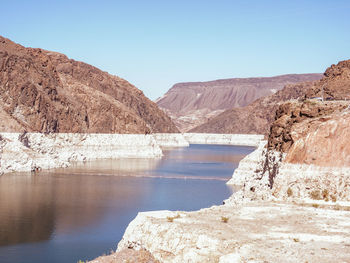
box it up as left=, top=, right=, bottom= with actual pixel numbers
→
left=0, top=144, right=254, bottom=263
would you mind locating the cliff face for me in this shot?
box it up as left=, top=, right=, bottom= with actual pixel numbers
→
left=268, top=100, right=348, bottom=153
left=285, top=110, right=350, bottom=167
left=157, top=74, right=322, bottom=132
left=267, top=100, right=350, bottom=167
left=266, top=60, right=350, bottom=166
left=0, top=36, right=178, bottom=133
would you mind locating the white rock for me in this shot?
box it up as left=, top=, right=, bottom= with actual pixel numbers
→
left=184, top=133, right=264, bottom=147
left=0, top=133, right=163, bottom=174
left=153, top=133, right=189, bottom=147
left=219, top=253, right=242, bottom=263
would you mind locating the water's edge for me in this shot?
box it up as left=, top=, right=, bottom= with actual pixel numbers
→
left=0, top=133, right=262, bottom=175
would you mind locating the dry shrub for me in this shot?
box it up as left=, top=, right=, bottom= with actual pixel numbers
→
left=221, top=216, right=229, bottom=223
left=310, top=190, right=321, bottom=200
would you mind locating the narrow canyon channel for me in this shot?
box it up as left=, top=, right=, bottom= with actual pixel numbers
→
left=0, top=144, right=255, bottom=263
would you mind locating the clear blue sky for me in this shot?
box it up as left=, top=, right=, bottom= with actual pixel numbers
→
left=1, top=0, right=349, bottom=100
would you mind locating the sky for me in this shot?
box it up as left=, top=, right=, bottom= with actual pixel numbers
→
left=1, top=0, right=349, bottom=100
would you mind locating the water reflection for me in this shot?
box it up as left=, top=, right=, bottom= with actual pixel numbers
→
left=0, top=144, right=254, bottom=263
left=53, top=157, right=162, bottom=176
left=0, top=174, right=153, bottom=246
left=0, top=175, right=55, bottom=246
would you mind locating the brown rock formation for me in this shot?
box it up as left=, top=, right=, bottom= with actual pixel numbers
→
left=268, top=100, right=348, bottom=153
left=285, top=110, right=350, bottom=167
left=265, top=59, right=350, bottom=167
left=305, top=60, right=350, bottom=100
left=157, top=74, right=322, bottom=132
left=0, top=36, right=178, bottom=133
left=192, top=59, right=350, bottom=135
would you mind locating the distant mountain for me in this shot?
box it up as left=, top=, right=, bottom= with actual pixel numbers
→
left=156, top=74, right=322, bottom=132
left=191, top=59, right=350, bottom=135
left=0, top=36, right=178, bottom=133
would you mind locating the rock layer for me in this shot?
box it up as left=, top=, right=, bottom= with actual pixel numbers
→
left=0, top=36, right=178, bottom=133
left=268, top=100, right=348, bottom=152
left=117, top=200, right=350, bottom=263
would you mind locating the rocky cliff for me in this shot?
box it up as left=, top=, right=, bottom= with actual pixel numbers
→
left=268, top=100, right=348, bottom=153
left=0, top=36, right=178, bottom=133
left=227, top=60, right=350, bottom=202
left=156, top=74, right=322, bottom=132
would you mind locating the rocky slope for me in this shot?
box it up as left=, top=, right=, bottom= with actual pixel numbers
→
left=192, top=60, right=350, bottom=135
left=190, top=81, right=315, bottom=135
left=157, top=74, right=322, bottom=131
left=0, top=36, right=178, bottom=133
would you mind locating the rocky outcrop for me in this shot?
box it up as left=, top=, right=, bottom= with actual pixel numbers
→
left=268, top=100, right=348, bottom=152
left=117, top=196, right=350, bottom=263
left=305, top=59, right=350, bottom=100
left=0, top=36, right=178, bottom=134
left=157, top=74, right=322, bottom=132
left=285, top=110, right=350, bottom=167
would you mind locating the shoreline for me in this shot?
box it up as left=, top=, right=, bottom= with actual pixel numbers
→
left=113, top=138, right=350, bottom=263
left=0, top=133, right=261, bottom=175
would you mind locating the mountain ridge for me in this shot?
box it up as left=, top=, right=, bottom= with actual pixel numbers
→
left=0, top=36, right=179, bottom=134
left=157, top=73, right=322, bottom=131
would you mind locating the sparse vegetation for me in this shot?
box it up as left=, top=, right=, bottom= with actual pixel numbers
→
left=287, top=187, right=293, bottom=197
left=221, top=216, right=229, bottom=223
left=309, top=190, right=321, bottom=200
left=312, top=203, right=319, bottom=208
left=322, top=189, right=329, bottom=201
left=167, top=213, right=180, bottom=222
left=330, top=194, right=337, bottom=202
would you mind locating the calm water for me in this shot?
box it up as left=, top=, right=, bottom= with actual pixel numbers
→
left=0, top=144, right=254, bottom=263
